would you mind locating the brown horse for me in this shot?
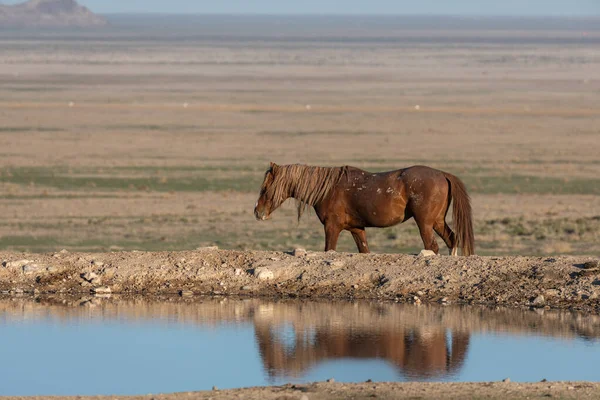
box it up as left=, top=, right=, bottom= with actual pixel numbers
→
left=254, top=162, right=474, bottom=255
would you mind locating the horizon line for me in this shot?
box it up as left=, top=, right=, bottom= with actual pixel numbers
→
left=101, top=12, right=600, bottom=18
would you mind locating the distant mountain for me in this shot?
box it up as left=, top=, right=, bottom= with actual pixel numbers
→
left=0, top=0, right=106, bottom=27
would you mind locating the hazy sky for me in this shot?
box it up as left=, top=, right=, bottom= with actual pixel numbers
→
left=2, top=0, right=600, bottom=15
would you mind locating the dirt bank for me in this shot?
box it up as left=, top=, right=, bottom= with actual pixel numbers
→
left=4, top=382, right=600, bottom=400
left=1, top=249, right=599, bottom=313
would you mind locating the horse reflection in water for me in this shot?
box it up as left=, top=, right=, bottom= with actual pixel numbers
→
left=254, top=322, right=470, bottom=380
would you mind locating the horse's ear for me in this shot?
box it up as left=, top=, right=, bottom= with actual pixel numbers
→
left=269, top=162, right=279, bottom=171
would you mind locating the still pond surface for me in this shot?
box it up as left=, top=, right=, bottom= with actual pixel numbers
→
left=1, top=297, right=600, bottom=396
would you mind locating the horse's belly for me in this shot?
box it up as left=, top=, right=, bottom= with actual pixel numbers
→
left=357, top=196, right=407, bottom=228
left=364, top=213, right=406, bottom=228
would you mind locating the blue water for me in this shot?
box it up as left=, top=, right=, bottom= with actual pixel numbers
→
left=1, top=299, right=599, bottom=396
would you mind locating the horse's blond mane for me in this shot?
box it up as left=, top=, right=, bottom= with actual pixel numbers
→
left=266, top=164, right=346, bottom=220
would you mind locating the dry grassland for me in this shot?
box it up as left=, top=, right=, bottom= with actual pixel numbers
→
left=1, top=18, right=599, bottom=256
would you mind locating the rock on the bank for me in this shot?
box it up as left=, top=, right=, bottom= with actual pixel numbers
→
left=253, top=268, right=274, bottom=280
left=419, top=250, right=437, bottom=257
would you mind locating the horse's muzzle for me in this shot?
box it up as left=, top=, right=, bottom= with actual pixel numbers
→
left=254, top=207, right=269, bottom=221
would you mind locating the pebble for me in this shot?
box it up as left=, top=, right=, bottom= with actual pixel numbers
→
left=91, top=260, right=104, bottom=267
left=22, top=264, right=45, bottom=275
left=532, top=295, right=545, bottom=307
left=352, top=284, right=359, bottom=289
left=327, top=260, right=345, bottom=268
left=179, top=290, right=193, bottom=297
left=583, top=260, right=599, bottom=269
left=293, top=248, right=307, bottom=257
left=46, top=266, right=60, bottom=273
left=81, top=272, right=98, bottom=282
left=544, top=289, right=559, bottom=298
left=413, top=296, right=421, bottom=305
left=417, top=291, right=425, bottom=296
left=4, top=259, right=32, bottom=269
left=326, top=378, right=335, bottom=383
left=102, top=267, right=117, bottom=279
left=241, top=286, right=252, bottom=291
left=577, top=268, right=597, bottom=277
left=419, top=250, right=436, bottom=257
left=92, top=286, right=111, bottom=294
left=502, top=378, right=511, bottom=383
left=212, top=386, right=218, bottom=391
left=253, top=268, right=274, bottom=280
left=234, top=268, right=244, bottom=276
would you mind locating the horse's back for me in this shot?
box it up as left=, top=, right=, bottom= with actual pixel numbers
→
left=399, top=165, right=446, bottom=180
left=398, top=165, right=449, bottom=186
left=399, top=166, right=450, bottom=211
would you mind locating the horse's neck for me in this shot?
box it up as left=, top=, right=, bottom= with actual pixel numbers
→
left=289, top=166, right=341, bottom=204
left=288, top=178, right=309, bottom=203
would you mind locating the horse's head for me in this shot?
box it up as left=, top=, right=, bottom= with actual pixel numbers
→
left=254, top=162, right=284, bottom=221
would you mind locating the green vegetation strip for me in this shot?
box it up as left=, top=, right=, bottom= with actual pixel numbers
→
left=0, top=127, right=63, bottom=133
left=0, top=167, right=260, bottom=193
left=2, top=167, right=600, bottom=195
left=465, top=175, right=600, bottom=195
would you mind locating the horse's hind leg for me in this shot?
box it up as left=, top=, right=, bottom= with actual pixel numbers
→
left=350, top=228, right=370, bottom=253
left=415, top=219, right=439, bottom=254
left=434, top=220, right=457, bottom=256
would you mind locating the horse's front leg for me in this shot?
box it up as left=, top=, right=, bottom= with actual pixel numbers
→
left=324, top=223, right=342, bottom=252
left=350, top=228, right=370, bottom=253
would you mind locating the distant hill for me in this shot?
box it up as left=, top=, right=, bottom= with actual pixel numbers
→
left=0, top=0, right=106, bottom=27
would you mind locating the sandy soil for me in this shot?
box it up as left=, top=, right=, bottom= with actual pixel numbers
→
left=1, top=248, right=599, bottom=313
left=3, top=382, right=600, bottom=400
